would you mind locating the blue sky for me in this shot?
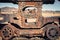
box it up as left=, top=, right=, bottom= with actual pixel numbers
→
left=42, top=0, right=60, bottom=11
left=0, top=0, right=60, bottom=11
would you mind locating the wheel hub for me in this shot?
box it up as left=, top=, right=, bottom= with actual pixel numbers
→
left=49, top=28, right=58, bottom=37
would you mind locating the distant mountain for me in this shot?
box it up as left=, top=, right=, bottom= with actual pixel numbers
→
left=0, top=7, right=18, bottom=12
left=42, top=11, right=60, bottom=13
left=0, top=7, right=18, bottom=14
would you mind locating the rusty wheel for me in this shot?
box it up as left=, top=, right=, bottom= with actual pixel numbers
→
left=1, top=24, right=14, bottom=40
left=46, top=24, right=59, bottom=40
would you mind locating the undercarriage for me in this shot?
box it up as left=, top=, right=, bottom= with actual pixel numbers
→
left=0, top=23, right=60, bottom=40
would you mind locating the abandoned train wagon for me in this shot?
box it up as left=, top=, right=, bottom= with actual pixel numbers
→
left=0, top=0, right=60, bottom=40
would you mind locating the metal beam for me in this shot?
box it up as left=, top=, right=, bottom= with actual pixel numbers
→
left=0, top=0, right=55, bottom=4
left=43, top=0, right=55, bottom=4
left=58, top=0, right=60, bottom=1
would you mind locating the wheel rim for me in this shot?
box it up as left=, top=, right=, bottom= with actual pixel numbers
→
left=1, top=25, right=14, bottom=40
left=48, top=28, right=58, bottom=37
left=46, top=26, right=59, bottom=40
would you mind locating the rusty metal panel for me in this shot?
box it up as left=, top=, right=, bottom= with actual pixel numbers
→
left=0, top=14, right=9, bottom=24
left=17, top=2, right=42, bottom=28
